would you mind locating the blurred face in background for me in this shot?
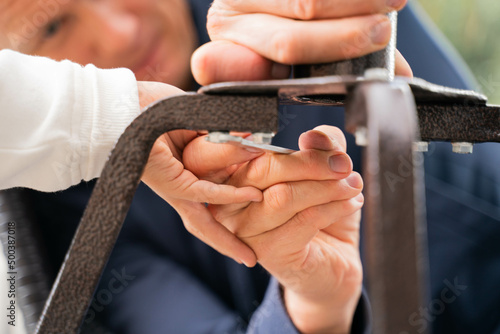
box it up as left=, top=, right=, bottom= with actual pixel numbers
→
left=0, top=0, right=198, bottom=89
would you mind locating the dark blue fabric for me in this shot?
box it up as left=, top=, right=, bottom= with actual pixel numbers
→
left=400, top=3, right=500, bottom=334
left=28, top=1, right=500, bottom=333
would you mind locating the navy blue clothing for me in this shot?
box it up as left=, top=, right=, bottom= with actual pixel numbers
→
left=28, top=1, right=500, bottom=333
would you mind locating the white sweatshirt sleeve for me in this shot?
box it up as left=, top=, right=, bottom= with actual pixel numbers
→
left=0, top=49, right=141, bottom=191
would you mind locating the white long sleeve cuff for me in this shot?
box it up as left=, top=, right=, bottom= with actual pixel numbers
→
left=0, top=49, right=141, bottom=191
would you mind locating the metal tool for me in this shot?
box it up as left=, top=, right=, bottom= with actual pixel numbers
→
left=206, top=132, right=296, bottom=154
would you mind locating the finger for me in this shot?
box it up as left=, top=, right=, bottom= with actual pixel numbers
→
left=214, top=172, right=363, bottom=237
left=242, top=195, right=364, bottom=262
left=395, top=49, right=413, bottom=77
left=298, top=125, right=347, bottom=152
left=143, top=137, right=262, bottom=204
left=209, top=13, right=392, bottom=65
left=144, top=161, right=263, bottom=204
left=212, top=0, right=407, bottom=20
left=162, top=130, right=199, bottom=160
left=192, top=41, right=290, bottom=85
left=175, top=200, right=257, bottom=267
left=137, top=81, right=185, bottom=109
left=177, top=179, right=263, bottom=204
left=228, top=147, right=353, bottom=190
left=193, top=42, right=413, bottom=86
left=321, top=206, right=363, bottom=246
left=183, top=135, right=264, bottom=182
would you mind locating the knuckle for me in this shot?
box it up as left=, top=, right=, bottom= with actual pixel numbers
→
left=349, top=256, right=364, bottom=284
left=341, top=198, right=359, bottom=216
left=269, top=31, right=300, bottom=64
left=292, top=0, right=318, bottom=20
left=342, top=258, right=364, bottom=289
left=302, top=149, right=323, bottom=169
left=206, top=8, right=226, bottom=38
left=341, top=30, right=370, bottom=57
left=265, top=183, right=293, bottom=211
left=294, top=206, right=321, bottom=227
left=245, top=156, right=271, bottom=186
left=200, top=184, right=221, bottom=203
left=337, top=15, right=388, bottom=59
left=321, top=180, right=343, bottom=200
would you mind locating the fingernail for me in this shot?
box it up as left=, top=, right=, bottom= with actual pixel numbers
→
left=354, top=193, right=364, bottom=203
left=271, top=63, right=291, bottom=79
left=241, top=259, right=252, bottom=268
left=346, top=173, right=363, bottom=189
left=370, top=18, right=392, bottom=45
left=386, top=0, right=406, bottom=10
left=244, top=146, right=265, bottom=154
left=329, top=154, right=352, bottom=174
left=249, top=190, right=263, bottom=202
left=306, top=130, right=337, bottom=151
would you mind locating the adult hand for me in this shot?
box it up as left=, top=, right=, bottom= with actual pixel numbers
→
left=137, top=81, right=262, bottom=267
left=184, top=126, right=364, bottom=333
left=191, top=0, right=413, bottom=85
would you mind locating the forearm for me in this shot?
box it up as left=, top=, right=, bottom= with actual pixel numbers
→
left=250, top=279, right=367, bottom=334
left=283, top=286, right=362, bottom=334
left=0, top=50, right=140, bottom=191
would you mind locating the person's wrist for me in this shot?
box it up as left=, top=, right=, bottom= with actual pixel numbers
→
left=137, top=81, right=185, bottom=110
left=283, top=285, right=362, bottom=334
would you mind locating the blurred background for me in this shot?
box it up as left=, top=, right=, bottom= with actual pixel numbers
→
left=418, top=0, right=500, bottom=104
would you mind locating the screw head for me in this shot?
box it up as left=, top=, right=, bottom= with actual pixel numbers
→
left=206, top=131, right=230, bottom=144
left=251, top=132, right=274, bottom=145
left=413, top=141, right=429, bottom=152
left=364, top=68, right=390, bottom=81
left=355, top=127, right=368, bottom=147
left=452, top=142, right=473, bottom=154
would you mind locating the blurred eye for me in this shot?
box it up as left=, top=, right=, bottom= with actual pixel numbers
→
left=44, top=18, right=65, bottom=39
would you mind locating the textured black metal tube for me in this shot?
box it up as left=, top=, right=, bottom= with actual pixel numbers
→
left=35, top=94, right=278, bottom=333
left=417, top=103, right=500, bottom=143
left=346, top=81, right=429, bottom=334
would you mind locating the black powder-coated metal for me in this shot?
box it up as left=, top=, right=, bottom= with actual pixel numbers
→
left=417, top=103, right=500, bottom=143
left=35, top=94, right=278, bottom=333
left=346, top=82, right=429, bottom=334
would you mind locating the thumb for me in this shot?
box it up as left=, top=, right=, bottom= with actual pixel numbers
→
left=174, top=200, right=257, bottom=267
left=191, top=41, right=412, bottom=85
left=191, top=40, right=290, bottom=86
left=137, top=81, right=185, bottom=109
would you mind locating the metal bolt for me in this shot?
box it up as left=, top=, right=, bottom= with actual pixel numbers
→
left=413, top=141, right=429, bottom=152
left=364, top=68, right=391, bottom=81
left=451, top=142, right=473, bottom=154
left=355, top=127, right=368, bottom=147
left=206, top=131, right=230, bottom=144
left=251, top=132, right=274, bottom=145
